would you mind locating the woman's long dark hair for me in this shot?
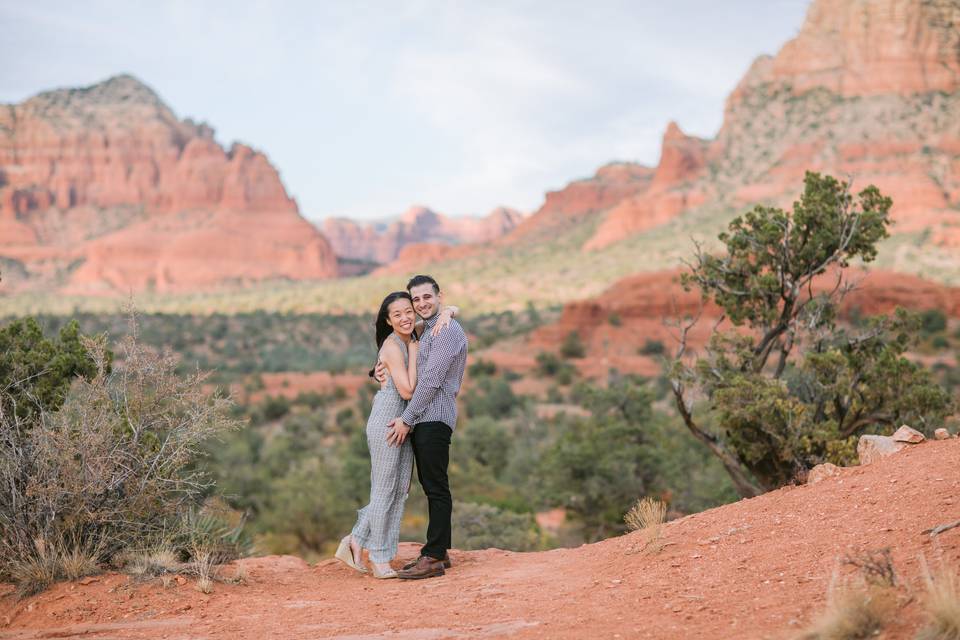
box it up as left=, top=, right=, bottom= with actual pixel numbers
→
left=369, top=291, right=415, bottom=377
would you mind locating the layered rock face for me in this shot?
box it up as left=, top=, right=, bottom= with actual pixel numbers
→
left=322, top=205, right=523, bottom=264
left=514, top=0, right=960, bottom=252
left=584, top=124, right=710, bottom=250
left=761, top=0, right=960, bottom=98
left=0, top=75, right=337, bottom=293
left=710, top=0, right=960, bottom=237
left=506, top=162, right=653, bottom=241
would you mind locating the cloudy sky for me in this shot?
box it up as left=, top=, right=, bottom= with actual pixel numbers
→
left=2, top=1, right=809, bottom=221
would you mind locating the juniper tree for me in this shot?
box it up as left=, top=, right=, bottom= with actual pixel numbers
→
left=670, top=172, right=953, bottom=497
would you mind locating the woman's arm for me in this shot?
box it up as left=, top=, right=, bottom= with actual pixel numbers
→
left=431, top=305, right=460, bottom=336
left=406, top=340, right=418, bottom=393
left=381, top=341, right=416, bottom=400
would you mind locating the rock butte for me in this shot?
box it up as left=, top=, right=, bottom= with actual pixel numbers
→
left=503, top=0, right=960, bottom=252
left=322, top=205, right=523, bottom=265
left=0, top=74, right=337, bottom=294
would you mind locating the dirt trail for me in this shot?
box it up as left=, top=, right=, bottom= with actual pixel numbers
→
left=2, top=440, right=959, bottom=640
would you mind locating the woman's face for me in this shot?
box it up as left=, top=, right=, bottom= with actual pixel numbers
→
left=386, top=298, right=416, bottom=336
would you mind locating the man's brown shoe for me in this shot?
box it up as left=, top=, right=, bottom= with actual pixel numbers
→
left=397, top=555, right=445, bottom=580
left=402, top=552, right=451, bottom=571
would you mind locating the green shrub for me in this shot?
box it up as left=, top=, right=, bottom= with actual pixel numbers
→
left=538, top=414, right=657, bottom=540
left=336, top=407, right=356, bottom=428
left=464, top=378, right=521, bottom=420
left=452, top=501, right=541, bottom=551
left=294, top=391, right=328, bottom=409
left=547, top=386, right=564, bottom=403
left=0, top=322, right=239, bottom=592
left=468, top=359, right=497, bottom=377
left=920, top=309, right=948, bottom=335
left=455, top=417, right=511, bottom=476
left=536, top=351, right=562, bottom=376
left=0, top=317, right=100, bottom=424
left=536, top=351, right=576, bottom=383
left=262, top=395, right=291, bottom=421
left=638, top=339, right=666, bottom=356
left=560, top=331, right=586, bottom=359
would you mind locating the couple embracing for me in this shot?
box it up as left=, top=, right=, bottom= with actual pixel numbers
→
left=335, top=274, right=468, bottom=580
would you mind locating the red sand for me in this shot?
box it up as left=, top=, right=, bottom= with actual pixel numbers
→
left=2, top=439, right=958, bottom=639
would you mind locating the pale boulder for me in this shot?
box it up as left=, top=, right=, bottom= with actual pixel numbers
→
left=857, top=435, right=907, bottom=465
left=891, top=425, right=925, bottom=443
left=807, top=463, right=842, bottom=485
left=934, top=428, right=951, bottom=441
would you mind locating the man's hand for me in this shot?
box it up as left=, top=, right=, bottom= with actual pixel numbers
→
left=373, top=360, right=388, bottom=387
left=386, top=418, right=411, bottom=446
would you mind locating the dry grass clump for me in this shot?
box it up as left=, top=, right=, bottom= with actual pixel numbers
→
left=624, top=497, right=667, bottom=553
left=799, top=575, right=896, bottom=640
left=122, top=547, right=181, bottom=579
left=9, top=536, right=104, bottom=597
left=843, top=548, right=897, bottom=588
left=226, top=563, right=248, bottom=585
left=192, top=545, right=215, bottom=594
left=917, top=556, right=960, bottom=640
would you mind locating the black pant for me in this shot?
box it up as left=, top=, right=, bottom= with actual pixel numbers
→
left=411, top=421, right=452, bottom=560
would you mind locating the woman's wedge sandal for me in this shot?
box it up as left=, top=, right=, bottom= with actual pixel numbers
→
left=335, top=535, right=367, bottom=573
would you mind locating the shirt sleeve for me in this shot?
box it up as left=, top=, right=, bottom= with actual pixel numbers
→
left=400, top=325, right=466, bottom=426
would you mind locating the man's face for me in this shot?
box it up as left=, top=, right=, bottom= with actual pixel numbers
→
left=409, top=283, right=441, bottom=319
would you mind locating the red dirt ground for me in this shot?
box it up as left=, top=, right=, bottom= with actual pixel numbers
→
left=2, top=439, right=958, bottom=640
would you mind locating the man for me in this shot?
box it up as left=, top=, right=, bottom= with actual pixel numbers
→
left=383, top=274, right=467, bottom=580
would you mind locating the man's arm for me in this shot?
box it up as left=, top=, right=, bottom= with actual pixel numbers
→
left=399, top=324, right=466, bottom=426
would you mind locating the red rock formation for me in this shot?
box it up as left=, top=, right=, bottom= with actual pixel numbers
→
left=650, top=122, right=709, bottom=191
left=585, top=124, right=710, bottom=251
left=322, top=205, right=523, bottom=264
left=582, top=0, right=960, bottom=252
left=373, top=242, right=475, bottom=276
left=505, top=162, right=653, bottom=241
left=530, top=267, right=960, bottom=375
left=740, top=0, right=960, bottom=99
left=0, top=74, right=337, bottom=293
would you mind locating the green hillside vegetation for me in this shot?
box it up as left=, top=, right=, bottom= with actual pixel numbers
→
left=206, top=366, right=738, bottom=559
left=14, top=305, right=554, bottom=384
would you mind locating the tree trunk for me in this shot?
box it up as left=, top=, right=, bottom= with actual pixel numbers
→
left=670, top=383, right=763, bottom=499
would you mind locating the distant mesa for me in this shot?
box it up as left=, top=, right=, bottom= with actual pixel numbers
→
left=0, top=74, right=338, bottom=294
left=322, top=205, right=523, bottom=265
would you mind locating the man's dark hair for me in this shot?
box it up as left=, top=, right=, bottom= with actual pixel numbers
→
left=407, top=274, right=440, bottom=294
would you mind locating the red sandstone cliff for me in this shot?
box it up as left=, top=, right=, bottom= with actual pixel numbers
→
left=511, top=0, right=960, bottom=252
left=505, top=162, right=654, bottom=241
left=0, top=75, right=338, bottom=293
left=322, top=205, right=523, bottom=264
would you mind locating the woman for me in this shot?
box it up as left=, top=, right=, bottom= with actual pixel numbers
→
left=335, top=291, right=456, bottom=578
